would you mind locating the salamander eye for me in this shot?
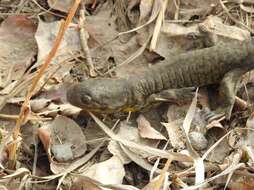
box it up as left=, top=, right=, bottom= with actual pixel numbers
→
left=81, top=95, right=92, bottom=104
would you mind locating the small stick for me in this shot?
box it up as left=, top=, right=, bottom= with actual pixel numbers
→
left=79, top=2, right=97, bottom=77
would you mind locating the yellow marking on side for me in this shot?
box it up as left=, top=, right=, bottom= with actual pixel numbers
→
left=123, top=107, right=138, bottom=112
left=84, top=107, right=139, bottom=113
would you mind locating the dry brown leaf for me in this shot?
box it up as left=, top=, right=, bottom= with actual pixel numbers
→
left=82, top=156, right=125, bottom=187
left=142, top=176, right=171, bottom=190
left=139, top=0, right=154, bottom=22
left=113, top=121, right=159, bottom=158
left=35, top=20, right=81, bottom=67
left=38, top=103, right=81, bottom=117
left=206, top=137, right=231, bottom=163
left=162, top=119, right=186, bottom=149
left=49, top=115, right=87, bottom=162
left=30, top=98, right=51, bottom=112
left=108, top=140, right=132, bottom=164
left=167, top=104, right=189, bottom=122
left=178, top=0, right=217, bottom=20
left=47, top=140, right=104, bottom=176
left=83, top=120, right=108, bottom=149
left=48, top=0, right=94, bottom=13
left=229, top=174, right=254, bottom=190
left=0, top=16, right=37, bottom=89
left=70, top=175, right=139, bottom=190
left=71, top=176, right=103, bottom=190
left=37, top=126, right=50, bottom=152
left=137, top=114, right=166, bottom=140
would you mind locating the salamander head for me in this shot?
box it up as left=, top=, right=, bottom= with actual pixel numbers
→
left=67, top=78, right=135, bottom=112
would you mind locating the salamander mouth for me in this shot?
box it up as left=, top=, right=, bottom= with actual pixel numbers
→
left=80, top=106, right=137, bottom=113
left=78, top=97, right=139, bottom=113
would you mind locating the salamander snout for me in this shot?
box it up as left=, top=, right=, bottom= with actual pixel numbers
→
left=67, top=78, right=133, bottom=112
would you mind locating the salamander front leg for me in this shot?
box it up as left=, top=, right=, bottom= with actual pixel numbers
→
left=146, top=87, right=196, bottom=105
left=216, top=69, right=247, bottom=120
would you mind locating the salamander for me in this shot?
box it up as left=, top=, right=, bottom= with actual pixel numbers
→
left=67, top=38, right=254, bottom=119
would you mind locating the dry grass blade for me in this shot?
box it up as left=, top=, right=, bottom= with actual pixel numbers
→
left=0, top=113, right=51, bottom=121
left=150, top=140, right=170, bottom=181
left=7, top=0, right=81, bottom=169
left=153, top=157, right=172, bottom=190
left=2, top=168, right=30, bottom=179
left=150, top=0, right=168, bottom=51
left=182, top=163, right=244, bottom=190
left=223, top=151, right=242, bottom=190
left=119, top=143, right=161, bottom=174
left=202, top=130, right=234, bottom=160
left=181, top=89, right=204, bottom=184
left=89, top=111, right=193, bottom=162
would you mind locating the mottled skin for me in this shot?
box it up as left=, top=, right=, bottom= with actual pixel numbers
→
left=67, top=38, right=254, bottom=118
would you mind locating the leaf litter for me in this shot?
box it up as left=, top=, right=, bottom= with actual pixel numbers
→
left=0, top=0, right=254, bottom=189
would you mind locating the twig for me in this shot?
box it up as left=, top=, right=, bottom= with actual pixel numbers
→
left=0, top=113, right=51, bottom=121
left=173, top=0, right=180, bottom=20
left=79, top=2, right=97, bottom=77
left=7, top=0, right=81, bottom=169
left=32, top=127, right=38, bottom=176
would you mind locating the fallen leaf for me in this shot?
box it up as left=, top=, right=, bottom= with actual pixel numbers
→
left=71, top=176, right=103, bottom=190
left=137, top=114, right=166, bottom=140
left=49, top=115, right=87, bottom=162
left=30, top=98, right=51, bottom=112
left=37, top=126, right=50, bottom=152
left=82, top=156, right=125, bottom=187
left=139, top=0, right=154, bottom=22
left=0, top=16, right=37, bottom=89
left=35, top=20, right=81, bottom=67
left=108, top=140, right=132, bottom=164
left=162, top=119, right=186, bottom=149
left=39, top=103, right=81, bottom=117
left=48, top=0, right=94, bottom=13
left=115, top=121, right=159, bottom=158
